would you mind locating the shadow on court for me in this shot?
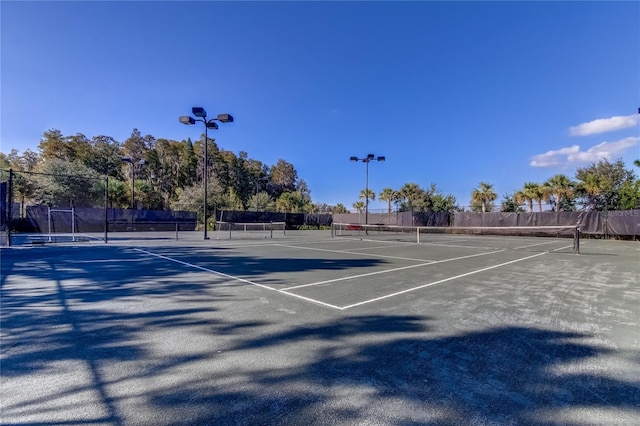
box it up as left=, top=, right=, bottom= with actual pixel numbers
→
left=1, top=245, right=638, bottom=425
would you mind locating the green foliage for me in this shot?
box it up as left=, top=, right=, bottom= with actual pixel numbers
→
left=471, top=182, right=497, bottom=213
left=500, top=193, right=526, bottom=212
left=544, top=174, right=575, bottom=212
left=6, top=128, right=640, bottom=219
left=31, top=159, right=103, bottom=207
left=575, top=159, right=637, bottom=211
left=332, top=203, right=349, bottom=214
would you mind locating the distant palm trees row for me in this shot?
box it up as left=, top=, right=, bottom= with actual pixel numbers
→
left=350, top=158, right=640, bottom=213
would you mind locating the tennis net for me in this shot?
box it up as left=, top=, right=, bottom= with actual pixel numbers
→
left=331, top=223, right=580, bottom=254
left=215, top=221, right=286, bottom=239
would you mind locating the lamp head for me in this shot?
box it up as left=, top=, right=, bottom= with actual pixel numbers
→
left=350, top=156, right=358, bottom=162
left=367, top=154, right=375, bottom=160
left=179, top=116, right=195, bottom=125
left=192, top=107, right=207, bottom=118
left=377, top=156, right=385, bottom=162
left=217, top=113, right=234, bottom=123
left=206, top=121, right=219, bottom=130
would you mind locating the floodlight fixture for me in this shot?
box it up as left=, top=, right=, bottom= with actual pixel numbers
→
left=179, top=116, right=196, bottom=125
left=217, top=113, right=234, bottom=123
left=350, top=153, right=386, bottom=225
left=179, top=105, right=235, bottom=240
left=192, top=107, right=207, bottom=118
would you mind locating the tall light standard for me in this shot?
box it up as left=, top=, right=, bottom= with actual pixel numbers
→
left=350, top=154, right=385, bottom=225
left=180, top=107, right=234, bottom=239
left=121, top=157, right=146, bottom=209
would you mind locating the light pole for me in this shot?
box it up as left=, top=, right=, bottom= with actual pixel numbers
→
left=180, top=107, right=233, bottom=239
left=121, top=157, right=146, bottom=209
left=350, top=154, right=385, bottom=225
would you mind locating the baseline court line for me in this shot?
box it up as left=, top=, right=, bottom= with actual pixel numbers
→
left=134, top=248, right=343, bottom=310
left=281, top=249, right=505, bottom=291
left=340, top=251, right=547, bottom=309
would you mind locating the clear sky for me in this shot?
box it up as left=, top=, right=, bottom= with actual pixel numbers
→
left=2, top=1, right=639, bottom=209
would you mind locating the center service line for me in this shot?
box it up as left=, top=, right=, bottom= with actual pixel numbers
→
left=281, top=248, right=505, bottom=291
left=340, top=251, right=547, bottom=310
left=275, top=243, right=434, bottom=263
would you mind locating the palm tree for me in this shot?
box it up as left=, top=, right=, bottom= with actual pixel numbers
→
left=543, top=174, right=574, bottom=212
left=378, top=187, right=398, bottom=213
left=471, top=182, right=497, bottom=213
left=398, top=183, right=423, bottom=211
left=359, top=188, right=375, bottom=204
left=521, top=182, right=539, bottom=212
left=576, top=172, right=601, bottom=211
left=352, top=201, right=365, bottom=213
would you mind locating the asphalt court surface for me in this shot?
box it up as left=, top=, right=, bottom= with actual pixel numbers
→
left=133, top=233, right=577, bottom=310
left=2, top=230, right=639, bottom=425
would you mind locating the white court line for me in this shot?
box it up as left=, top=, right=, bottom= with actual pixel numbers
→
left=281, top=249, right=505, bottom=291
left=275, top=243, right=434, bottom=263
left=134, top=248, right=276, bottom=291
left=515, top=240, right=563, bottom=249
left=553, top=244, right=576, bottom=252
left=340, top=242, right=421, bottom=252
left=134, top=248, right=343, bottom=310
left=340, top=251, right=547, bottom=309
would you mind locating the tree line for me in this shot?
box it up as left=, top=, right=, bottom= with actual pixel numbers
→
left=349, top=159, right=639, bottom=214
left=2, top=128, right=639, bottom=219
left=0, top=129, right=314, bottom=219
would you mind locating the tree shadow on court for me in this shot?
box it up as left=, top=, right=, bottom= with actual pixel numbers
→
left=0, top=244, right=384, bottom=424
left=146, top=318, right=640, bottom=425
left=3, top=246, right=639, bottom=425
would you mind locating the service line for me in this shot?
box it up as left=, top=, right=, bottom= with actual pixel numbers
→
left=281, top=248, right=505, bottom=291
left=275, top=243, right=434, bottom=263
left=340, top=251, right=547, bottom=309
left=133, top=248, right=343, bottom=309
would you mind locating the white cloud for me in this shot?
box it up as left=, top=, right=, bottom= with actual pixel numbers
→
left=530, top=137, right=640, bottom=168
left=569, top=114, right=640, bottom=136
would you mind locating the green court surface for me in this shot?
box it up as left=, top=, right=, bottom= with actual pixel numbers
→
left=1, top=230, right=639, bottom=425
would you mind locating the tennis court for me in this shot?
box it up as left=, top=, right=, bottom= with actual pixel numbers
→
left=2, top=230, right=639, bottom=424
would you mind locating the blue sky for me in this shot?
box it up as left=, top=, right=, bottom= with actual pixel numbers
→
left=2, top=1, right=639, bottom=209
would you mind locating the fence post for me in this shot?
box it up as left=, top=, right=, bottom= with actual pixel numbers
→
left=104, top=175, right=109, bottom=243
left=7, top=169, right=13, bottom=246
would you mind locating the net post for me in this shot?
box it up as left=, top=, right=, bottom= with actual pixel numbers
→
left=229, top=222, right=232, bottom=239
left=270, top=221, right=273, bottom=239
left=416, top=226, right=420, bottom=244
left=71, top=207, right=76, bottom=242
left=574, top=223, right=580, bottom=255
left=175, top=222, right=179, bottom=241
